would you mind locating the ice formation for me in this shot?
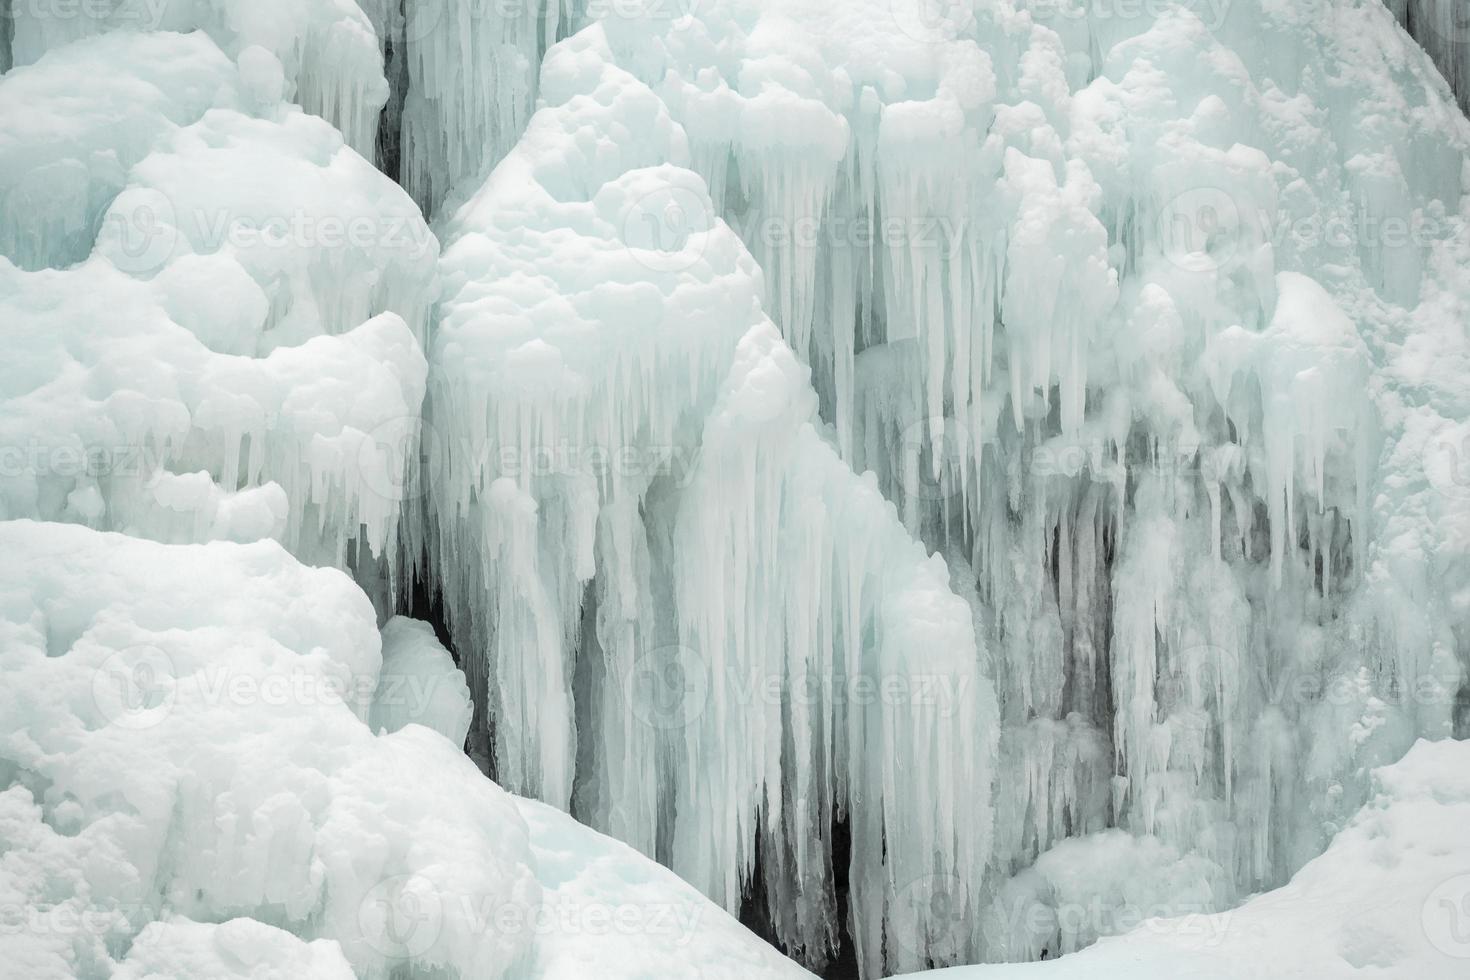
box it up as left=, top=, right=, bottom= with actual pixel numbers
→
left=3, top=0, right=1470, bottom=978
left=448, top=1, right=1465, bottom=972
left=394, top=0, right=580, bottom=215
left=899, top=738, right=1470, bottom=979
left=407, top=0, right=1470, bottom=972
left=5, top=0, right=388, bottom=158
left=1394, top=0, right=1470, bottom=114
left=516, top=797, right=809, bottom=979
left=369, top=615, right=474, bottom=746
left=0, top=521, right=803, bottom=980
left=0, top=522, right=542, bottom=979
left=420, top=28, right=997, bottom=976
left=0, top=26, right=436, bottom=583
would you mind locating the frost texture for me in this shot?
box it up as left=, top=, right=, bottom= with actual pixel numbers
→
left=0, top=522, right=542, bottom=980
left=370, top=615, right=474, bottom=747
left=3, top=1, right=1470, bottom=978
left=395, top=0, right=582, bottom=215
left=111, top=918, right=357, bottom=980
left=5, top=0, right=388, bottom=158
left=897, top=738, right=1470, bottom=979
left=0, top=522, right=801, bottom=980
left=0, top=31, right=436, bottom=588
left=1393, top=0, right=1470, bottom=114
left=422, top=25, right=997, bottom=977
left=419, top=0, right=1470, bottom=973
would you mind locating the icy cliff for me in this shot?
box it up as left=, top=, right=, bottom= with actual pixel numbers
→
left=3, top=0, right=1470, bottom=977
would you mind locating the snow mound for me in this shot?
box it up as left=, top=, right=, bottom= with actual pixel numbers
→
left=369, top=616, right=473, bottom=748
left=0, top=525, right=806, bottom=980
left=0, top=259, right=425, bottom=566
left=0, top=29, right=436, bottom=582
left=904, top=737, right=1470, bottom=979
left=4, top=0, right=388, bottom=157
left=516, top=798, right=811, bottom=979
left=0, top=31, right=243, bottom=271
left=94, top=104, right=436, bottom=348
left=113, top=917, right=355, bottom=980
left=0, top=521, right=540, bottom=980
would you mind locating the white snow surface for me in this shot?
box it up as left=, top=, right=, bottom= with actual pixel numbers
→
left=0, top=28, right=436, bottom=590
left=0, top=520, right=797, bottom=980
left=111, top=918, right=357, bottom=980
left=421, top=23, right=997, bottom=977
left=4, top=0, right=388, bottom=157
left=0, top=521, right=541, bottom=980
left=516, top=797, right=810, bottom=979
left=3, top=0, right=1470, bottom=978
left=902, top=738, right=1470, bottom=979
left=369, top=616, right=473, bottom=747
left=406, top=0, right=1470, bottom=973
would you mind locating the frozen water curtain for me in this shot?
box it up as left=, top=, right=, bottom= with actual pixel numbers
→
left=2, top=1, right=1470, bottom=978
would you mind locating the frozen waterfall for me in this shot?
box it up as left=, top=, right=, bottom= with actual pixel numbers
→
left=3, top=1, right=1470, bottom=978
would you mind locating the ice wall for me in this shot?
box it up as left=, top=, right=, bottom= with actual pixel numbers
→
left=1394, top=0, right=1470, bottom=115
left=453, top=0, right=1470, bottom=971
left=370, top=615, right=474, bottom=746
left=897, top=738, right=1470, bottom=979
left=4, top=1, right=1470, bottom=977
left=3, top=0, right=388, bottom=158
left=0, top=29, right=437, bottom=593
left=382, top=0, right=584, bottom=214
left=423, top=24, right=998, bottom=976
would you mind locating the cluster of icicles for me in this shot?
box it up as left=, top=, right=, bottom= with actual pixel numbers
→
left=385, top=1, right=1470, bottom=975
left=5, top=0, right=1469, bottom=976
